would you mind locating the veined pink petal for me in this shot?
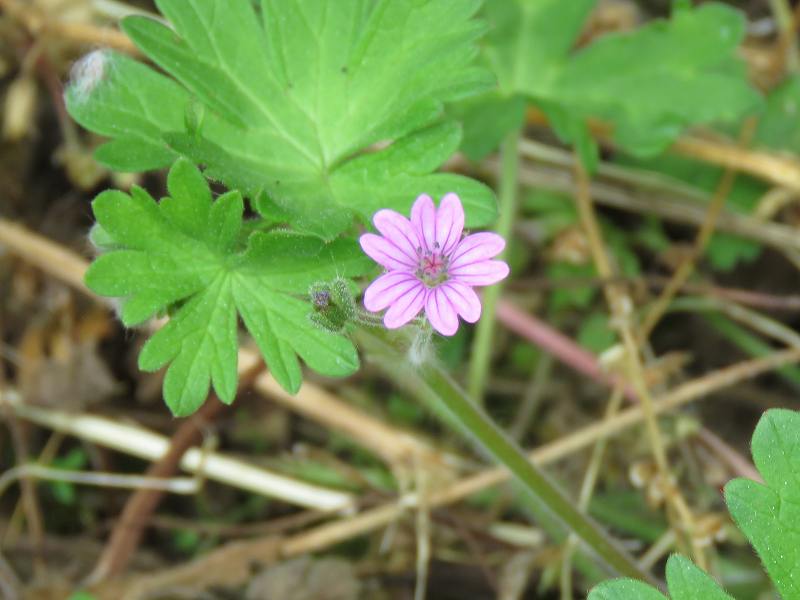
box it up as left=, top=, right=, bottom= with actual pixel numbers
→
left=425, top=287, right=459, bottom=336
left=364, top=272, right=421, bottom=312
left=373, top=209, right=421, bottom=261
left=450, top=260, right=509, bottom=286
left=360, top=233, right=416, bottom=271
left=449, top=232, right=506, bottom=268
left=436, top=193, right=464, bottom=255
left=441, top=281, right=481, bottom=323
left=410, top=194, right=436, bottom=252
left=384, top=284, right=426, bottom=329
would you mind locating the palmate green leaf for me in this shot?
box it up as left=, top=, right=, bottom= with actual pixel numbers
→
left=469, top=0, right=761, bottom=162
left=547, top=3, right=761, bottom=155
left=725, top=409, right=800, bottom=598
left=86, top=159, right=370, bottom=416
left=590, top=409, right=800, bottom=599
left=65, top=0, right=497, bottom=239
left=449, top=0, right=593, bottom=161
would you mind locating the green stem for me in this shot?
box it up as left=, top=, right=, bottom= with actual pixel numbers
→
left=357, top=327, right=657, bottom=584
left=467, top=129, right=520, bottom=403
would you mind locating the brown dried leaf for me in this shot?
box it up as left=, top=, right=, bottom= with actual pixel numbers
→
left=17, top=303, right=120, bottom=409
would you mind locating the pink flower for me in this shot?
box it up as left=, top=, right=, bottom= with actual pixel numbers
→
left=360, top=193, right=509, bottom=336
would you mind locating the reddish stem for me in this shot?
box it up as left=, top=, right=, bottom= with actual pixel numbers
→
left=495, top=299, right=637, bottom=401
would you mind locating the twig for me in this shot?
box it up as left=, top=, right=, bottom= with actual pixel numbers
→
left=0, top=219, right=92, bottom=297
left=509, top=353, right=554, bottom=442
left=510, top=274, right=800, bottom=313
left=0, top=318, right=45, bottom=578
left=2, top=432, right=64, bottom=547
left=770, top=0, right=800, bottom=72
left=669, top=296, right=800, bottom=350
left=0, top=550, right=21, bottom=600
left=671, top=134, right=800, bottom=192
left=639, top=119, right=759, bottom=340
left=0, top=0, right=138, bottom=53
left=704, top=312, right=800, bottom=390
left=115, top=348, right=800, bottom=598
left=1, top=389, right=354, bottom=511
left=1, top=408, right=46, bottom=576
left=572, top=157, right=705, bottom=567
left=695, top=429, right=761, bottom=483
left=49, top=22, right=138, bottom=53
left=518, top=138, right=706, bottom=201
left=638, top=529, right=677, bottom=572
left=526, top=108, right=800, bottom=193
left=421, top=349, right=800, bottom=508
left=0, top=465, right=198, bottom=498
left=496, top=296, right=760, bottom=483
left=88, top=392, right=235, bottom=584
left=495, top=299, right=636, bottom=401
left=254, top=369, right=442, bottom=469
left=501, top=159, right=800, bottom=258
left=91, top=0, right=163, bottom=21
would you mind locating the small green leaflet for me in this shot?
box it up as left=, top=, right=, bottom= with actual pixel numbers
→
left=590, top=409, right=800, bottom=599
left=589, top=555, right=733, bottom=600
left=65, top=0, right=498, bottom=239
left=725, top=409, right=800, bottom=598
left=589, top=578, right=667, bottom=600
left=86, top=159, right=371, bottom=416
left=756, top=75, right=800, bottom=152
left=468, top=0, right=761, bottom=164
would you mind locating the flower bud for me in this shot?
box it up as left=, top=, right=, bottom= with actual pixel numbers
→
left=307, top=279, right=356, bottom=334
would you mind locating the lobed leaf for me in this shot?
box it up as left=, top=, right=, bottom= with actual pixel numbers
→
left=86, top=159, right=371, bottom=416
left=464, top=1, right=761, bottom=162
left=725, top=409, right=800, bottom=598
left=66, top=0, right=497, bottom=239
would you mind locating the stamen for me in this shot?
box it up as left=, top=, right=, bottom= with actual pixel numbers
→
left=415, top=249, right=449, bottom=288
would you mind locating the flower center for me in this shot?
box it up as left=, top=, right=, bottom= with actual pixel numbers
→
left=415, top=244, right=449, bottom=287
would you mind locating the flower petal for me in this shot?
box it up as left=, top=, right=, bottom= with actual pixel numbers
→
left=449, top=232, right=506, bottom=268
left=383, top=284, right=426, bottom=329
left=450, top=260, right=510, bottom=286
left=364, top=272, right=422, bottom=312
left=360, top=233, right=416, bottom=270
left=441, top=281, right=481, bottom=323
left=425, top=287, right=459, bottom=336
left=410, top=194, right=436, bottom=252
left=373, top=209, right=421, bottom=261
left=435, top=193, right=464, bottom=254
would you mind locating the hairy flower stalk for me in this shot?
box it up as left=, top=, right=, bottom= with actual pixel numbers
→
left=360, top=193, right=509, bottom=336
